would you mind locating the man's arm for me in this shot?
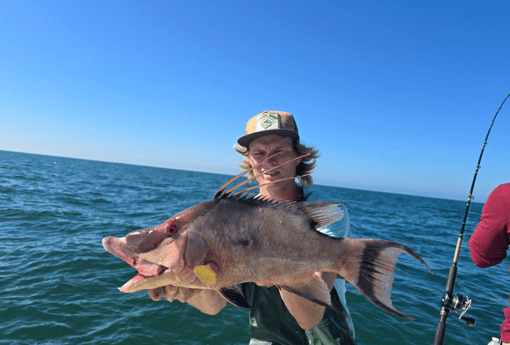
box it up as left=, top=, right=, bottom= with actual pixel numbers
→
left=279, top=271, right=336, bottom=330
left=469, top=185, right=510, bottom=268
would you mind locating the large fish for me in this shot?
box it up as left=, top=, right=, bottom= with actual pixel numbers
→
left=102, top=155, right=431, bottom=320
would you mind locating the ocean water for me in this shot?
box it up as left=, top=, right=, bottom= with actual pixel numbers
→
left=1, top=149, right=507, bottom=345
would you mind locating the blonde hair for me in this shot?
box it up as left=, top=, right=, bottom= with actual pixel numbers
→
left=233, top=138, right=319, bottom=189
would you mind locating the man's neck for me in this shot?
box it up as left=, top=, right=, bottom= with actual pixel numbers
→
left=259, top=183, right=302, bottom=202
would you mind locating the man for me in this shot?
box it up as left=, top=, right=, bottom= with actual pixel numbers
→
left=149, top=110, right=356, bottom=344
left=469, top=183, right=510, bottom=345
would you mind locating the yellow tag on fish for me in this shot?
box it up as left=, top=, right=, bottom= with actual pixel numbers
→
left=194, top=265, right=216, bottom=286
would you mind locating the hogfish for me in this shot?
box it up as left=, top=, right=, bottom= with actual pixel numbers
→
left=102, top=155, right=431, bottom=320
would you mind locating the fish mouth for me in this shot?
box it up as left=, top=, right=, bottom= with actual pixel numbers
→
left=102, top=236, right=195, bottom=292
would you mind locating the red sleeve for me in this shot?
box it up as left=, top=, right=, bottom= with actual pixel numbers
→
left=469, top=184, right=510, bottom=268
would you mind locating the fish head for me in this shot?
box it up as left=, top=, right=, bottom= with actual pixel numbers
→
left=102, top=200, right=215, bottom=292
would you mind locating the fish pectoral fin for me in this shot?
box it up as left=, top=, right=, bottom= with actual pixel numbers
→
left=218, top=285, right=251, bottom=309
left=278, top=275, right=344, bottom=315
left=194, top=264, right=217, bottom=286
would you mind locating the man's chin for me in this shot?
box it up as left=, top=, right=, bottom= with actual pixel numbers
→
left=263, top=180, right=293, bottom=192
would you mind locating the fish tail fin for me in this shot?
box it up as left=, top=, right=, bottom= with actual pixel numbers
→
left=335, top=239, right=431, bottom=321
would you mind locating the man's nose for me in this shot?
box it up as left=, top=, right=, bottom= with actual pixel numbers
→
left=266, top=154, right=280, bottom=166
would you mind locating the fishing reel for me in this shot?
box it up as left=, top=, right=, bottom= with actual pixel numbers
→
left=441, top=292, right=476, bottom=327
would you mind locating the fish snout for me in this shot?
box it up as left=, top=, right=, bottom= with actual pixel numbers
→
left=102, top=236, right=115, bottom=252
left=125, top=227, right=168, bottom=254
left=102, top=236, right=137, bottom=267
left=102, top=236, right=126, bottom=256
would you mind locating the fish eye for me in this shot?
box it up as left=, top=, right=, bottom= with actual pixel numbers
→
left=166, top=222, right=178, bottom=235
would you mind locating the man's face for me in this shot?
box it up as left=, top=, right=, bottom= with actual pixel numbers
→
left=248, top=135, right=301, bottom=190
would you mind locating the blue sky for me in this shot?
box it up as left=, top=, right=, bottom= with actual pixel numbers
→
left=1, top=1, right=509, bottom=201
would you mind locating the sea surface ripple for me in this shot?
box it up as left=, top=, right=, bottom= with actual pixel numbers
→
left=0, top=150, right=506, bottom=344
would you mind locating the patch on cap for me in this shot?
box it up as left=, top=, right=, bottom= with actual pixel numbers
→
left=256, top=113, right=280, bottom=132
left=237, top=110, right=299, bottom=147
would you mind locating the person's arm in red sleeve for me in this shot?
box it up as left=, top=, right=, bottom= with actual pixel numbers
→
left=469, top=185, right=510, bottom=268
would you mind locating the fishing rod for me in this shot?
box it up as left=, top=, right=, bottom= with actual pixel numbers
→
left=434, top=92, right=510, bottom=345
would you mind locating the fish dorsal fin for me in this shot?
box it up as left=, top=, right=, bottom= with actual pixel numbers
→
left=214, top=152, right=310, bottom=199
left=296, top=202, right=345, bottom=229
left=220, top=192, right=293, bottom=207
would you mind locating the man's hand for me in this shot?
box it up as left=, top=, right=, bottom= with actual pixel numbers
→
left=147, top=285, right=227, bottom=315
left=148, top=285, right=203, bottom=303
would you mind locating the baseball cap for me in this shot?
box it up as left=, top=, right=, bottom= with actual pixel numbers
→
left=237, top=110, right=299, bottom=148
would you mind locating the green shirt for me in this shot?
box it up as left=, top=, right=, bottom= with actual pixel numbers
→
left=241, top=283, right=356, bottom=345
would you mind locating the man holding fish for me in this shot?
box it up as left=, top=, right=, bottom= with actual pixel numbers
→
left=103, top=111, right=430, bottom=344
left=148, top=111, right=356, bottom=344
